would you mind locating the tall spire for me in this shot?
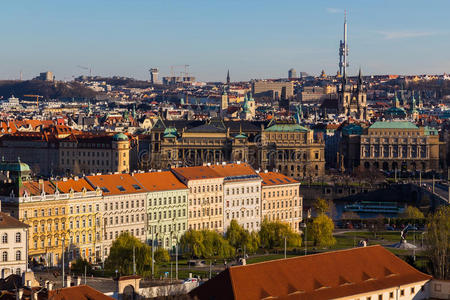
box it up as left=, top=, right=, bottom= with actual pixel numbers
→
left=226, top=70, right=230, bottom=85
left=339, top=10, right=349, bottom=81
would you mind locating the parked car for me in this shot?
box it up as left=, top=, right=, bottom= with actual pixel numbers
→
left=183, top=278, right=199, bottom=284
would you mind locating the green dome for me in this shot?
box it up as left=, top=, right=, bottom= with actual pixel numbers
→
left=112, top=133, right=129, bottom=141
left=0, top=161, right=31, bottom=172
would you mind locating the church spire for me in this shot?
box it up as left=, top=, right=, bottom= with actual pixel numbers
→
left=226, top=70, right=230, bottom=85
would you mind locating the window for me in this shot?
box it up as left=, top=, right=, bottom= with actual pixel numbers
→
left=16, top=250, right=21, bottom=261
left=15, top=232, right=21, bottom=243
left=2, top=251, right=7, bottom=261
left=389, top=292, right=394, bottom=298
left=410, top=287, right=415, bottom=294
left=400, top=290, right=404, bottom=296
left=2, top=233, right=7, bottom=244
left=378, top=295, right=382, bottom=300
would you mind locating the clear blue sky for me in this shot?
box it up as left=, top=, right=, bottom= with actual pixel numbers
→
left=0, top=0, right=449, bottom=82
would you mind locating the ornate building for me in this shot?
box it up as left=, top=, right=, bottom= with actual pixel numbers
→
left=338, top=69, right=368, bottom=121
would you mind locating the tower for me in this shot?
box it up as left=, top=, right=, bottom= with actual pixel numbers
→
left=338, top=68, right=367, bottom=121
left=149, top=68, right=159, bottom=84
left=339, top=11, right=349, bottom=79
left=288, top=68, right=297, bottom=80
left=220, top=89, right=229, bottom=117
left=226, top=70, right=230, bottom=85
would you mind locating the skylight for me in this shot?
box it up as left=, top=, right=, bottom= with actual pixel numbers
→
left=117, top=185, right=126, bottom=192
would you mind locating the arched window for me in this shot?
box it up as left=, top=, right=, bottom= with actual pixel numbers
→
left=15, top=250, right=21, bottom=261
left=2, top=251, right=7, bottom=262
left=15, top=232, right=21, bottom=243
left=2, top=234, right=7, bottom=244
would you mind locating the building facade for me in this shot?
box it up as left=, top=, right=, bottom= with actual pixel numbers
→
left=172, top=166, right=224, bottom=232
left=259, top=171, right=302, bottom=232
left=133, top=171, right=189, bottom=249
left=0, top=212, right=28, bottom=279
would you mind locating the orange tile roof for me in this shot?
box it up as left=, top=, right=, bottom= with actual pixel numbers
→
left=20, top=181, right=57, bottom=196
left=190, top=245, right=431, bottom=300
left=133, top=171, right=187, bottom=192
left=208, top=163, right=257, bottom=177
left=259, top=171, right=299, bottom=186
left=86, top=173, right=146, bottom=195
left=48, top=285, right=114, bottom=300
left=53, top=178, right=95, bottom=193
left=171, top=166, right=221, bottom=180
left=0, top=212, right=29, bottom=229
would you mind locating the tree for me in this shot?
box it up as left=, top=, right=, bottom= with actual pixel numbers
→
left=180, top=230, right=205, bottom=258
left=313, top=198, right=330, bottom=215
left=310, top=214, right=336, bottom=248
left=259, top=220, right=302, bottom=250
left=225, top=220, right=260, bottom=254
left=180, top=230, right=234, bottom=259
left=106, top=232, right=153, bottom=277
left=70, top=258, right=92, bottom=275
left=425, top=206, right=449, bottom=280
left=154, top=248, right=170, bottom=263
left=402, top=206, right=425, bottom=219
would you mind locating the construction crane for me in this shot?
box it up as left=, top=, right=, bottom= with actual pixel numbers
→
left=77, top=65, right=92, bottom=77
left=170, top=64, right=190, bottom=77
left=23, top=94, right=43, bottom=107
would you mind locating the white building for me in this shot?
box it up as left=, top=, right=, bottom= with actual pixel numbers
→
left=209, top=163, right=262, bottom=232
left=0, top=212, right=29, bottom=278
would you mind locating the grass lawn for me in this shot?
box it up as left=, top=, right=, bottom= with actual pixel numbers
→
left=246, top=254, right=300, bottom=264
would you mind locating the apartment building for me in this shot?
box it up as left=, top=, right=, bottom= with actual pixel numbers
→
left=133, top=171, right=189, bottom=249
left=259, top=171, right=302, bottom=232
left=85, top=174, right=147, bottom=258
left=209, top=163, right=262, bottom=232
left=0, top=212, right=28, bottom=278
left=172, top=166, right=224, bottom=232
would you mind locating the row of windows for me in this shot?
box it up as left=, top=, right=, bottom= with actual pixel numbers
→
left=33, top=232, right=99, bottom=249
left=148, top=209, right=185, bottom=221
left=190, top=185, right=222, bottom=194
left=360, top=286, right=419, bottom=300
left=190, top=196, right=222, bottom=206
left=149, top=195, right=186, bottom=207
left=189, top=220, right=222, bottom=231
left=104, top=199, right=145, bottom=211
left=1, top=232, right=21, bottom=244
left=226, top=209, right=259, bottom=219
left=61, top=158, right=110, bottom=166
left=148, top=223, right=186, bottom=235
left=189, top=207, right=222, bottom=218
left=265, top=211, right=299, bottom=221
left=62, top=150, right=110, bottom=157
left=226, top=198, right=259, bottom=208
left=104, top=213, right=145, bottom=225
left=105, top=228, right=146, bottom=240
left=226, top=186, right=259, bottom=195
left=2, top=250, right=22, bottom=262
left=26, top=204, right=101, bottom=219
left=263, top=189, right=297, bottom=199
left=263, top=199, right=299, bottom=210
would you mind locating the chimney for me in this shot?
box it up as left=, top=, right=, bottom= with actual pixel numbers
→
left=264, top=170, right=268, bottom=173
left=66, top=275, right=71, bottom=287
left=47, top=282, right=53, bottom=291
left=74, top=176, right=79, bottom=181
left=76, top=277, right=81, bottom=286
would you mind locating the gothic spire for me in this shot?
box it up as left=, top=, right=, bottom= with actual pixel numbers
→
left=226, top=69, right=230, bottom=85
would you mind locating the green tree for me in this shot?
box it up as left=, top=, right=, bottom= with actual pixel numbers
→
left=225, top=220, right=260, bottom=254
left=402, top=206, right=425, bottom=219
left=106, top=232, right=153, bottom=277
left=180, top=230, right=205, bottom=258
left=154, top=248, right=170, bottom=263
left=313, top=198, right=330, bottom=215
left=180, top=230, right=234, bottom=259
left=425, top=206, right=449, bottom=280
left=70, top=258, right=92, bottom=275
left=259, top=220, right=302, bottom=249
left=310, top=214, right=336, bottom=247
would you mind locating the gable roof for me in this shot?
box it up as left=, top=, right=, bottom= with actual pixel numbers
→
left=48, top=285, right=115, bottom=300
left=189, top=245, right=431, bottom=300
left=133, top=171, right=188, bottom=192
left=265, top=123, right=309, bottom=132
left=259, top=172, right=299, bottom=187
left=171, top=166, right=221, bottom=181
left=209, top=163, right=258, bottom=179
left=53, top=178, right=95, bottom=193
left=369, top=121, right=418, bottom=130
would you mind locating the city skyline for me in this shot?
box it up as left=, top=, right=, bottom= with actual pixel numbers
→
left=1, top=0, right=449, bottom=82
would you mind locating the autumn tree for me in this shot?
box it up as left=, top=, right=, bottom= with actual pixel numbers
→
left=225, top=219, right=260, bottom=254
left=402, top=206, right=425, bottom=219
left=425, top=206, right=449, bottom=280
left=180, top=230, right=234, bottom=259
left=313, top=198, right=330, bottom=215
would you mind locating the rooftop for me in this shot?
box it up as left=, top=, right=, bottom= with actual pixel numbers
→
left=86, top=173, right=145, bottom=195
left=265, top=123, right=309, bottom=132
left=133, top=171, right=188, bottom=192
left=369, top=121, right=418, bottom=130
left=0, top=212, right=29, bottom=229
left=171, top=166, right=221, bottom=180
left=259, top=171, right=298, bottom=186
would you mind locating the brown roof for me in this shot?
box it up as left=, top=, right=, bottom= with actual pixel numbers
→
left=0, top=212, right=28, bottom=229
left=171, top=166, right=221, bottom=181
left=20, top=181, right=57, bottom=196
left=189, top=245, right=432, bottom=300
left=54, top=178, right=95, bottom=193
left=48, top=285, right=114, bottom=300
left=208, top=163, right=258, bottom=178
left=259, top=172, right=299, bottom=187
left=86, top=173, right=146, bottom=195
left=133, top=171, right=188, bottom=192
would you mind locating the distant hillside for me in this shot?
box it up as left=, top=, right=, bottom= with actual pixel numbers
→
left=0, top=80, right=98, bottom=100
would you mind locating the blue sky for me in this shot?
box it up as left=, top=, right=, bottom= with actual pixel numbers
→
left=0, top=0, right=449, bottom=81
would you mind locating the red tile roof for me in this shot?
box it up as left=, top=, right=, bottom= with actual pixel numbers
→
left=0, top=212, right=29, bottom=229
left=86, top=173, right=145, bottom=195
left=208, top=163, right=257, bottom=177
left=259, top=172, right=299, bottom=187
left=133, top=171, right=188, bottom=192
left=190, top=245, right=431, bottom=300
left=20, top=181, right=57, bottom=196
left=171, top=166, right=221, bottom=181
left=48, top=285, right=114, bottom=300
left=54, top=178, right=95, bottom=193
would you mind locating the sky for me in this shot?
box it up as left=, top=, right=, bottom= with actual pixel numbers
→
left=0, top=0, right=449, bottom=82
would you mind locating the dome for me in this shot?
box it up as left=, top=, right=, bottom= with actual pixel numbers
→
left=112, top=133, right=129, bottom=141
left=0, top=161, right=31, bottom=172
